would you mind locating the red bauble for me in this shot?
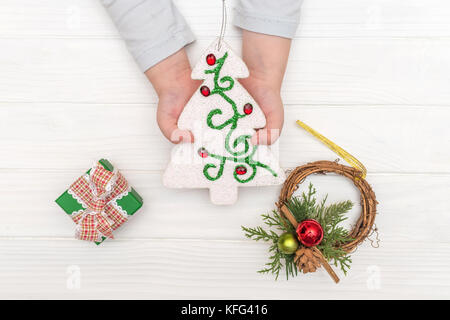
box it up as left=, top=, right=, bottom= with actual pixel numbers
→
left=235, top=166, right=247, bottom=175
left=206, top=53, right=216, bottom=66
left=198, top=147, right=208, bottom=158
left=200, top=86, right=210, bottom=97
left=296, top=219, right=324, bottom=247
left=243, top=103, right=253, bottom=115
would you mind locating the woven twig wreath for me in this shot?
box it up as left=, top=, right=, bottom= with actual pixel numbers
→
left=277, top=160, right=378, bottom=253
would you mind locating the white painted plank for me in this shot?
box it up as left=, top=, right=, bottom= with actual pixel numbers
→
left=1, top=0, right=450, bottom=38
left=1, top=38, right=449, bottom=106
left=0, top=239, right=448, bottom=299
left=0, top=104, right=448, bottom=173
left=1, top=169, right=449, bottom=243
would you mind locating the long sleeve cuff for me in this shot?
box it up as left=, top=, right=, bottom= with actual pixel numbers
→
left=133, top=28, right=195, bottom=72
left=233, top=0, right=303, bottom=39
left=101, top=0, right=195, bottom=72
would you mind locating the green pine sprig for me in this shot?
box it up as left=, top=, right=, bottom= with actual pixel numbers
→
left=242, top=210, right=296, bottom=280
left=242, top=183, right=354, bottom=280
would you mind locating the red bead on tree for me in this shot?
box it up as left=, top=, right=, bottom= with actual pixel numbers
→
left=296, top=219, right=324, bottom=247
left=200, top=86, right=210, bottom=97
left=243, top=103, right=253, bottom=115
left=206, top=53, right=216, bottom=66
left=198, top=147, right=208, bottom=158
left=235, top=166, right=247, bottom=175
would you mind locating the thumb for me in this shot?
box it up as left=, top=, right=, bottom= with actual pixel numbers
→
left=169, top=128, right=194, bottom=144
left=251, top=110, right=284, bottom=145
left=157, top=111, right=194, bottom=144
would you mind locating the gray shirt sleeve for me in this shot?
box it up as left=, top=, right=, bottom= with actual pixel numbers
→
left=101, top=0, right=195, bottom=72
left=233, top=0, right=303, bottom=39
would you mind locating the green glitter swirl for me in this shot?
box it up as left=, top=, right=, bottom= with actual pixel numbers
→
left=201, top=52, right=277, bottom=183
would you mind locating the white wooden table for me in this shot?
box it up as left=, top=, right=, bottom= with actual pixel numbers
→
left=0, top=0, right=449, bottom=299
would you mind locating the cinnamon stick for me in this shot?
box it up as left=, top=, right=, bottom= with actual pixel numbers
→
left=312, top=247, right=340, bottom=284
left=280, top=205, right=298, bottom=228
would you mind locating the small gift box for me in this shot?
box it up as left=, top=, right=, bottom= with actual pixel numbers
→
left=55, top=159, right=143, bottom=245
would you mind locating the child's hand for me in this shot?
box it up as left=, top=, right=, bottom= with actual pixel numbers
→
left=239, top=30, right=292, bottom=145
left=240, top=76, right=284, bottom=145
left=145, top=49, right=201, bottom=143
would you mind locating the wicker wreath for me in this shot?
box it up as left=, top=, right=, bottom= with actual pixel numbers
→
left=277, top=160, right=378, bottom=253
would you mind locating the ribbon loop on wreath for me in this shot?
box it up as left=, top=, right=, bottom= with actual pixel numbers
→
left=68, top=162, right=130, bottom=242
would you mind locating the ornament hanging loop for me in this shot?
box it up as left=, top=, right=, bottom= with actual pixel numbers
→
left=217, top=0, right=227, bottom=51
left=368, top=224, right=380, bottom=248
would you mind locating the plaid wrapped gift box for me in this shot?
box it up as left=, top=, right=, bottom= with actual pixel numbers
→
left=55, top=159, right=143, bottom=245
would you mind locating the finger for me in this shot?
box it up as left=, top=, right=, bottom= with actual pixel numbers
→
left=251, top=109, right=284, bottom=145
left=169, top=128, right=194, bottom=144
left=157, top=111, right=194, bottom=144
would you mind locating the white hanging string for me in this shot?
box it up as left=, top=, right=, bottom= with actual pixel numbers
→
left=217, top=0, right=227, bottom=50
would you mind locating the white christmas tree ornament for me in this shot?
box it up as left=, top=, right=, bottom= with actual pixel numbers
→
left=163, top=38, right=285, bottom=205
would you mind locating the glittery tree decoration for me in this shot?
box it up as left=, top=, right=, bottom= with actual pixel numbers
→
left=163, top=38, right=285, bottom=205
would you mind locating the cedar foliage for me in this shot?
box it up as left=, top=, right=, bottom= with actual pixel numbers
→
left=242, top=183, right=353, bottom=280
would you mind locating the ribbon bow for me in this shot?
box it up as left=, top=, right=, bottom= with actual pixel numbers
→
left=68, top=162, right=130, bottom=242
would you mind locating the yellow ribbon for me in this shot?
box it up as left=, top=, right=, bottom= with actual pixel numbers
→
left=296, top=120, right=367, bottom=179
